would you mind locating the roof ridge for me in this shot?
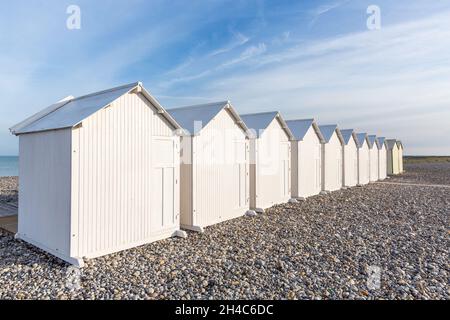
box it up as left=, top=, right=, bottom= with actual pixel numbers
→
left=286, top=118, right=314, bottom=122
left=168, top=100, right=229, bottom=111
left=240, top=111, right=278, bottom=117
left=11, top=82, right=145, bottom=135
left=71, top=82, right=140, bottom=102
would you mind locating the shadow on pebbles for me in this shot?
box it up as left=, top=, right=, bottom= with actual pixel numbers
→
left=0, top=167, right=449, bottom=300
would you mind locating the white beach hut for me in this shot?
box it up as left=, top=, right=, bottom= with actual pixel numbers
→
left=386, top=139, right=400, bottom=175
left=10, top=82, right=184, bottom=267
left=355, top=133, right=370, bottom=185
left=377, top=137, right=387, bottom=180
left=340, top=129, right=359, bottom=188
left=367, top=135, right=379, bottom=182
left=286, top=119, right=325, bottom=200
left=397, top=140, right=404, bottom=173
left=167, top=101, right=250, bottom=233
left=240, top=112, right=294, bottom=213
left=319, top=125, right=344, bottom=193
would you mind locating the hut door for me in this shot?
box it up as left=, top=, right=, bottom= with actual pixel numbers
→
left=151, top=137, right=179, bottom=232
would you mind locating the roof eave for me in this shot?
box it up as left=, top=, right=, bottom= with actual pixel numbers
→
left=335, top=128, right=345, bottom=145
left=275, top=113, right=295, bottom=141
left=312, top=121, right=325, bottom=143
left=224, top=102, right=251, bottom=138
left=138, top=85, right=182, bottom=133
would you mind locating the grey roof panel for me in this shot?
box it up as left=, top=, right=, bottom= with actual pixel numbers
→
left=355, top=133, right=368, bottom=148
left=340, top=129, right=355, bottom=145
left=376, top=137, right=386, bottom=149
left=167, top=101, right=249, bottom=136
left=386, top=139, right=398, bottom=150
left=240, top=112, right=278, bottom=138
left=11, top=82, right=140, bottom=135
left=367, top=135, right=377, bottom=148
left=285, top=119, right=314, bottom=140
left=319, top=125, right=338, bottom=143
left=167, top=101, right=228, bottom=135
left=240, top=111, right=294, bottom=139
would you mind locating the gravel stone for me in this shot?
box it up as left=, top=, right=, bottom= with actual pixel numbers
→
left=0, top=163, right=448, bottom=299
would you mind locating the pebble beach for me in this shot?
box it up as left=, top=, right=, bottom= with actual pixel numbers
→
left=0, top=162, right=448, bottom=300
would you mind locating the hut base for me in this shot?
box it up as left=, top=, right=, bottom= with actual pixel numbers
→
left=245, top=210, right=258, bottom=217
left=15, top=233, right=85, bottom=268
left=174, top=230, right=188, bottom=238
left=181, top=224, right=205, bottom=233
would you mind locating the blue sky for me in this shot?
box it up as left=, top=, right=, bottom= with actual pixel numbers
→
left=1, top=0, right=450, bottom=155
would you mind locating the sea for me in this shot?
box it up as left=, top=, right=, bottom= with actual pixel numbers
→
left=0, top=156, right=19, bottom=177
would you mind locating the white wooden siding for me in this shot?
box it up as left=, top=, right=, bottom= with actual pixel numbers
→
left=378, top=146, right=387, bottom=180
left=398, top=146, right=404, bottom=173
left=369, top=146, right=379, bottom=182
left=182, top=108, right=249, bottom=229
left=251, top=118, right=291, bottom=210
left=343, top=137, right=358, bottom=187
left=387, top=145, right=400, bottom=175
left=358, top=141, right=370, bottom=184
left=322, top=132, right=343, bottom=192
left=292, top=126, right=322, bottom=198
left=72, top=92, right=179, bottom=258
left=18, top=129, right=72, bottom=257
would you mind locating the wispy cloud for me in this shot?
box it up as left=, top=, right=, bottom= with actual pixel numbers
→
left=208, top=31, right=250, bottom=57
left=309, top=0, right=350, bottom=28
left=157, top=41, right=269, bottom=88
left=2, top=1, right=450, bottom=155
left=178, top=11, right=450, bottom=155
left=221, top=42, right=267, bottom=67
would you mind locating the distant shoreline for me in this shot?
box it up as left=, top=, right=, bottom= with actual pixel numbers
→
left=0, top=156, right=18, bottom=177
left=404, top=156, right=450, bottom=163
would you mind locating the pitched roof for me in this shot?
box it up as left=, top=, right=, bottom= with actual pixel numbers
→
left=285, top=119, right=324, bottom=142
left=318, top=124, right=343, bottom=144
left=367, top=135, right=377, bottom=149
left=376, top=137, right=386, bottom=149
left=396, top=140, right=404, bottom=149
left=167, top=101, right=248, bottom=136
left=385, top=139, right=398, bottom=150
left=340, top=129, right=357, bottom=145
left=240, top=111, right=294, bottom=140
left=10, top=82, right=179, bottom=135
left=355, top=133, right=368, bottom=148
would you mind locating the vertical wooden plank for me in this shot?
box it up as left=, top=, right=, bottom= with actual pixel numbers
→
left=70, top=127, right=79, bottom=257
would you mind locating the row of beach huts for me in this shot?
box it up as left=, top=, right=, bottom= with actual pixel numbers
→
left=10, top=82, right=404, bottom=266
